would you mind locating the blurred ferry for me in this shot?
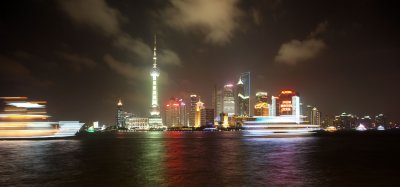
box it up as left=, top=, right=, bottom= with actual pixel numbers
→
left=0, top=97, right=84, bottom=139
left=242, top=90, right=320, bottom=135
left=243, top=115, right=320, bottom=135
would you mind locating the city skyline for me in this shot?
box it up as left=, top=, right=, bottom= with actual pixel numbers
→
left=1, top=0, right=399, bottom=124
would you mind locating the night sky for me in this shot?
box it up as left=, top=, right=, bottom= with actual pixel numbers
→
left=1, top=0, right=399, bottom=124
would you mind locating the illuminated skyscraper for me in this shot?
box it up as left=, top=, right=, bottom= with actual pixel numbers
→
left=189, top=95, right=199, bottom=127
left=116, top=99, right=125, bottom=128
left=223, top=84, right=235, bottom=116
left=254, top=92, right=269, bottom=116
left=165, top=97, right=187, bottom=128
left=239, top=72, right=251, bottom=115
left=311, top=107, right=321, bottom=126
left=256, top=92, right=268, bottom=103
left=236, top=77, right=250, bottom=116
left=278, top=90, right=299, bottom=116
left=194, top=99, right=205, bottom=128
left=148, top=35, right=163, bottom=128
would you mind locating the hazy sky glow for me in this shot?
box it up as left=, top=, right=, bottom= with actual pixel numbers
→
left=1, top=0, right=399, bottom=123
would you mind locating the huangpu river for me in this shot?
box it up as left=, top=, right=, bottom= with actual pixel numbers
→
left=1, top=131, right=400, bottom=186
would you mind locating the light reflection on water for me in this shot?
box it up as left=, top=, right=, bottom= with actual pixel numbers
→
left=1, top=132, right=400, bottom=186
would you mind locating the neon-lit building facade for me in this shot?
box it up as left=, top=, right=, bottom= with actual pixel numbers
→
left=165, top=97, right=187, bottom=128
left=278, top=90, right=299, bottom=116
left=148, top=35, right=164, bottom=128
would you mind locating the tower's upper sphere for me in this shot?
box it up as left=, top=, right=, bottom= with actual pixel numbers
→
left=150, top=67, right=160, bottom=77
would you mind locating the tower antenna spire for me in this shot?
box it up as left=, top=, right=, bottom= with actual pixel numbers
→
left=153, top=34, right=157, bottom=68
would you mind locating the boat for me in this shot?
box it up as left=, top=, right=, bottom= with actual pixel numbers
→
left=0, top=97, right=84, bottom=139
left=242, top=115, right=320, bottom=136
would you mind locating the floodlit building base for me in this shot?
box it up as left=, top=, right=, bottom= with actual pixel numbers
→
left=148, top=117, right=166, bottom=130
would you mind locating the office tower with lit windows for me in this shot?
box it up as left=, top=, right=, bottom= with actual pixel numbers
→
left=165, top=98, right=187, bottom=128
left=116, top=99, right=125, bottom=128
left=254, top=92, right=269, bottom=116
left=236, top=77, right=250, bottom=116
left=223, top=84, right=235, bottom=116
left=148, top=35, right=163, bottom=128
left=189, top=95, right=199, bottom=127
left=256, top=92, right=268, bottom=103
left=311, top=107, right=321, bottom=126
left=239, top=72, right=251, bottom=115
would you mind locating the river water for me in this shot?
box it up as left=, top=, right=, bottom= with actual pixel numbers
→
left=1, top=131, right=400, bottom=186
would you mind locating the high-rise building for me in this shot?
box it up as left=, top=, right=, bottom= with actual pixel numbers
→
left=116, top=99, right=125, bottom=128
left=303, top=105, right=314, bottom=123
left=236, top=77, right=250, bottom=116
left=165, top=97, right=187, bottom=128
left=256, top=92, right=268, bottom=103
left=189, top=95, right=199, bottom=127
left=223, top=84, right=235, bottom=116
left=240, top=72, right=251, bottom=115
left=292, top=96, right=300, bottom=117
left=194, top=100, right=205, bottom=127
left=311, top=107, right=321, bottom=126
left=205, top=108, right=215, bottom=127
left=212, top=86, right=223, bottom=117
left=270, top=96, right=278, bottom=116
left=254, top=92, right=269, bottom=116
left=149, top=35, right=163, bottom=128
left=278, top=90, right=299, bottom=116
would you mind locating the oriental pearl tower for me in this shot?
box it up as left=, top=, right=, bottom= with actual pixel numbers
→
left=148, top=35, right=164, bottom=129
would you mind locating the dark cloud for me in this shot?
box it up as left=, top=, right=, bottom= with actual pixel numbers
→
left=56, top=51, right=97, bottom=72
left=275, top=22, right=328, bottom=65
left=0, top=55, right=51, bottom=88
left=104, top=54, right=147, bottom=80
left=57, top=0, right=124, bottom=36
left=162, top=0, right=244, bottom=45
